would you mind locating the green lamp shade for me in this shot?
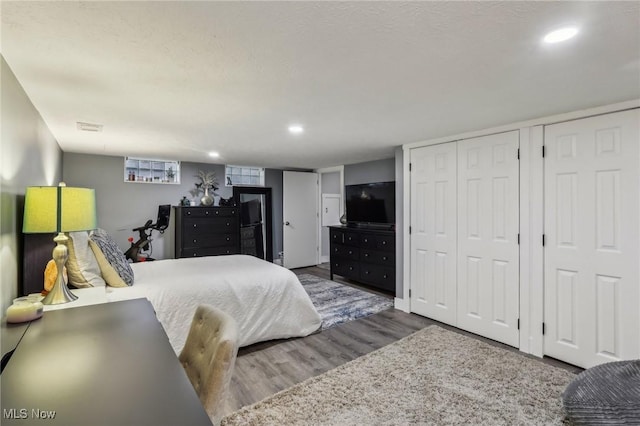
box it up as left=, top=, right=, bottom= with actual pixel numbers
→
left=23, top=186, right=97, bottom=233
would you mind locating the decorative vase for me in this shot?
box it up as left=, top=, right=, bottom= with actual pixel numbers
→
left=200, top=187, right=214, bottom=206
left=339, top=213, right=347, bottom=225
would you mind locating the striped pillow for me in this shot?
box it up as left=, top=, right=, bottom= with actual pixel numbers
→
left=89, top=228, right=134, bottom=286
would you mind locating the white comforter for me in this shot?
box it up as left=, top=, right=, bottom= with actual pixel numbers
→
left=106, top=255, right=322, bottom=354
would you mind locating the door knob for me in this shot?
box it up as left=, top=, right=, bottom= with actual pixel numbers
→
left=285, top=221, right=290, bottom=226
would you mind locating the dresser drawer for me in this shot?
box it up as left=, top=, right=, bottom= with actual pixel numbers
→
left=343, top=232, right=360, bottom=247
left=183, top=218, right=238, bottom=237
left=182, top=207, right=238, bottom=218
left=359, top=233, right=395, bottom=251
left=360, top=264, right=395, bottom=290
left=332, top=259, right=360, bottom=278
left=180, top=246, right=237, bottom=258
left=361, top=248, right=394, bottom=266
left=332, top=245, right=359, bottom=260
left=330, top=228, right=344, bottom=244
left=182, top=233, right=238, bottom=250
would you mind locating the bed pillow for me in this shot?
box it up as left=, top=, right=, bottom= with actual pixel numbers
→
left=88, top=240, right=128, bottom=288
left=90, top=228, right=134, bottom=286
left=66, top=231, right=106, bottom=288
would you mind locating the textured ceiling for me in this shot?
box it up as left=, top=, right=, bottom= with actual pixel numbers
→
left=2, top=1, right=639, bottom=169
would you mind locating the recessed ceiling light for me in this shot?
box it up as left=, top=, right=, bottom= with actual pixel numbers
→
left=208, top=151, right=220, bottom=158
left=288, top=125, right=304, bottom=134
left=543, top=27, right=579, bottom=44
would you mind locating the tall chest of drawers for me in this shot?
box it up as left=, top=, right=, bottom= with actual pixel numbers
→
left=329, top=226, right=396, bottom=294
left=174, top=206, right=240, bottom=258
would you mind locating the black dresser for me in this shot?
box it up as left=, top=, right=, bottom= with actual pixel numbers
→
left=174, top=206, right=240, bottom=258
left=329, top=226, right=395, bottom=294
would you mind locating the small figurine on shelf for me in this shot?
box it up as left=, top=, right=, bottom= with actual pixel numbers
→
left=180, top=196, right=190, bottom=207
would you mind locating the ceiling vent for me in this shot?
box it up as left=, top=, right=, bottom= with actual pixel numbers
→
left=76, top=122, right=103, bottom=132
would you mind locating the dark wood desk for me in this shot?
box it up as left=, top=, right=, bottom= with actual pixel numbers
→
left=1, top=299, right=212, bottom=426
left=1, top=319, right=30, bottom=373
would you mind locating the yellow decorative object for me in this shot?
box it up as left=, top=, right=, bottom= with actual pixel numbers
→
left=44, top=259, right=67, bottom=292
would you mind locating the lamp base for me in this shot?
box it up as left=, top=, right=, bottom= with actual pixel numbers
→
left=42, top=233, right=78, bottom=305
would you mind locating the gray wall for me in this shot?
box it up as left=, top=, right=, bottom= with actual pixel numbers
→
left=63, top=153, right=284, bottom=259
left=344, top=157, right=395, bottom=185
left=394, top=147, right=404, bottom=297
left=265, top=168, right=283, bottom=257
left=344, top=156, right=402, bottom=296
left=1, top=56, right=63, bottom=312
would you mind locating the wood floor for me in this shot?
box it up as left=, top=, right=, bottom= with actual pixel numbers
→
left=228, top=265, right=583, bottom=411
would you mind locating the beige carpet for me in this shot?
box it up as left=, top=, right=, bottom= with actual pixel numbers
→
left=222, top=326, right=575, bottom=425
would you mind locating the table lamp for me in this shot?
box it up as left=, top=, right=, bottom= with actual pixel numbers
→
left=22, top=182, right=97, bottom=305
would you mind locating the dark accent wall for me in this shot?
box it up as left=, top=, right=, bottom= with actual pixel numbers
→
left=63, top=153, right=285, bottom=260
left=344, top=157, right=395, bottom=186
left=344, top=155, right=403, bottom=297
left=265, top=168, right=283, bottom=257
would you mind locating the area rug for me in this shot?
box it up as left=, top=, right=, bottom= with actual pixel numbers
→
left=222, top=326, right=575, bottom=425
left=297, top=273, right=393, bottom=329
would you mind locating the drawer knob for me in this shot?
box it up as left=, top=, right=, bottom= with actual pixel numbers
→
left=364, top=253, right=369, bottom=257
left=364, top=238, right=368, bottom=242
left=193, top=224, right=197, bottom=228
left=382, top=241, right=386, bottom=245
left=205, top=211, right=209, bottom=215
left=349, top=266, right=353, bottom=271
left=226, top=250, right=230, bottom=254
left=193, top=253, right=197, bottom=257
left=365, top=271, right=369, bottom=275
left=187, top=211, right=191, bottom=215
left=334, top=248, right=338, bottom=252
left=383, top=256, right=387, bottom=261
left=231, top=210, right=236, bottom=214
left=348, top=250, right=353, bottom=255
left=193, top=239, right=197, bottom=243
left=226, top=222, right=230, bottom=226
left=348, top=237, right=352, bottom=241
left=226, top=237, right=230, bottom=241
left=383, top=274, right=388, bottom=279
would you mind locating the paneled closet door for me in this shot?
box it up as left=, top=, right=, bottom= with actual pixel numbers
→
left=544, top=109, right=639, bottom=369
left=410, top=142, right=457, bottom=325
left=457, top=131, right=520, bottom=347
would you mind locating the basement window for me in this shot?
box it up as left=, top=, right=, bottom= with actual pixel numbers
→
left=124, top=157, right=180, bottom=184
left=225, top=166, right=265, bottom=187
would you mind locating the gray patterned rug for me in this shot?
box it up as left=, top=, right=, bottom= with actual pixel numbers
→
left=297, top=273, right=393, bottom=329
left=222, top=326, right=576, bottom=425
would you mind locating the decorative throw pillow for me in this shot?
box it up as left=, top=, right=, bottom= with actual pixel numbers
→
left=88, top=240, right=128, bottom=288
left=67, top=231, right=106, bottom=288
left=90, top=228, right=134, bottom=286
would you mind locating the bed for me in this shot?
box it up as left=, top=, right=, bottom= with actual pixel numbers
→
left=107, top=255, right=322, bottom=353
left=22, top=232, right=322, bottom=354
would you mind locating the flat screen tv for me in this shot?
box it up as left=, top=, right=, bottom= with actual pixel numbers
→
left=345, top=181, right=395, bottom=227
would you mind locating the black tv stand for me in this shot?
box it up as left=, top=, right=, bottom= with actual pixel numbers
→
left=329, top=225, right=395, bottom=295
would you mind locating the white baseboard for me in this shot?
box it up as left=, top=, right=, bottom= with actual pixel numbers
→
left=394, top=297, right=410, bottom=313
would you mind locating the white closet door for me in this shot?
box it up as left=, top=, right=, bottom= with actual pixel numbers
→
left=457, top=131, right=520, bottom=347
left=544, top=109, right=639, bottom=369
left=410, top=143, right=457, bottom=325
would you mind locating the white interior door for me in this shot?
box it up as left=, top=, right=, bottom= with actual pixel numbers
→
left=544, top=109, right=640, bottom=369
left=283, top=171, right=319, bottom=269
left=457, top=131, right=520, bottom=347
left=410, top=142, right=457, bottom=325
